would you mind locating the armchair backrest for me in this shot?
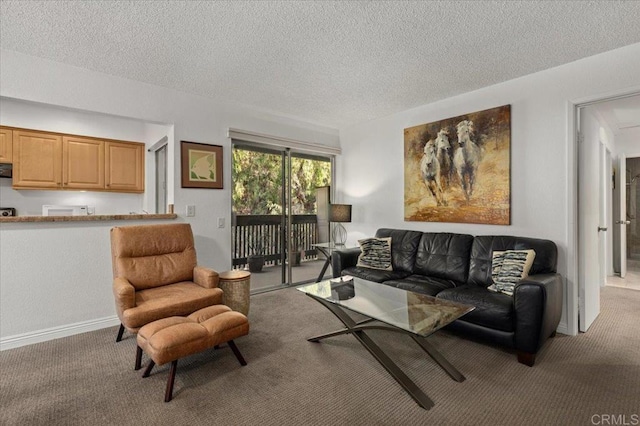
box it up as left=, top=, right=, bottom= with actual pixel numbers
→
left=111, top=223, right=198, bottom=290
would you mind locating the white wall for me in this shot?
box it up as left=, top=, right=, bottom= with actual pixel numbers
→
left=337, top=42, right=640, bottom=335
left=615, top=131, right=640, bottom=156
left=0, top=49, right=339, bottom=348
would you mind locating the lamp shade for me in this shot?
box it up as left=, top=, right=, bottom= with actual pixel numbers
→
left=329, top=204, right=352, bottom=223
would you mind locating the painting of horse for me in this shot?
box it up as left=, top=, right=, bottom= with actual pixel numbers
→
left=421, top=139, right=446, bottom=206
left=435, top=129, right=454, bottom=190
left=404, top=105, right=511, bottom=225
left=453, top=120, right=481, bottom=201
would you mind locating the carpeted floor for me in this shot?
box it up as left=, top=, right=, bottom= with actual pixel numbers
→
left=1, top=286, right=638, bottom=426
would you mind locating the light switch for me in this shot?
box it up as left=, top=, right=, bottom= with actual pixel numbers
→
left=186, top=205, right=196, bottom=217
left=218, top=218, right=225, bottom=228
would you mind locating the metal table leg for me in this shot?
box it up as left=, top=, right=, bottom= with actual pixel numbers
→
left=306, top=294, right=435, bottom=410
left=315, top=246, right=332, bottom=282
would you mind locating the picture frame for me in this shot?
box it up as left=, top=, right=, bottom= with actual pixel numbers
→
left=180, top=141, right=223, bottom=189
left=403, top=104, right=511, bottom=225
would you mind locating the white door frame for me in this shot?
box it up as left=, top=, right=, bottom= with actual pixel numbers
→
left=567, top=87, right=640, bottom=336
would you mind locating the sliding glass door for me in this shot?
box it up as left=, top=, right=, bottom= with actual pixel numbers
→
left=232, top=142, right=332, bottom=292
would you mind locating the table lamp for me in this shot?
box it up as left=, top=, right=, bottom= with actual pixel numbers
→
left=329, top=204, right=352, bottom=245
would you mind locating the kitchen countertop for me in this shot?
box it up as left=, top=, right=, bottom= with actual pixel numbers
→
left=0, top=213, right=178, bottom=223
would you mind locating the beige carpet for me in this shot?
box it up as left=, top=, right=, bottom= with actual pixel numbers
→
left=1, top=286, right=638, bottom=426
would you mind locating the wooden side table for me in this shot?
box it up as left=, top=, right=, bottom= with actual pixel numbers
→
left=218, top=270, right=251, bottom=316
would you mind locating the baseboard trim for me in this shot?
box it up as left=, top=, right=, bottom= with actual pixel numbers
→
left=556, top=322, right=569, bottom=336
left=0, top=316, right=120, bottom=351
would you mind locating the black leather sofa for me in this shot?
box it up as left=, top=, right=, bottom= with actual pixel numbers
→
left=331, top=228, right=563, bottom=366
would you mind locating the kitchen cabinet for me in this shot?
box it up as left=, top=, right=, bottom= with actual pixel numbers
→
left=0, top=127, right=13, bottom=163
left=105, top=141, right=144, bottom=192
left=12, top=130, right=63, bottom=189
left=63, top=136, right=106, bottom=190
left=10, top=127, right=144, bottom=193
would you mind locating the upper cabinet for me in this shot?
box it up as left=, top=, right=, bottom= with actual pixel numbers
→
left=0, top=127, right=13, bottom=163
left=63, top=135, right=105, bottom=190
left=13, top=130, right=63, bottom=189
left=8, top=126, right=144, bottom=193
left=105, top=141, right=144, bottom=192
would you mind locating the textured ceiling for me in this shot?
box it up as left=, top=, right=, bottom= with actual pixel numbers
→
left=1, top=1, right=640, bottom=129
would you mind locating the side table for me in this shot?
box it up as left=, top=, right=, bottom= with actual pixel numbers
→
left=218, top=270, right=251, bottom=316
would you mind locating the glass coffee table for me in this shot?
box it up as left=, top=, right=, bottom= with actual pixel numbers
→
left=297, top=276, right=474, bottom=410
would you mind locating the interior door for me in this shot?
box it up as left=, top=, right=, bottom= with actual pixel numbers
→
left=618, top=154, right=628, bottom=278
left=599, top=144, right=608, bottom=287
left=578, top=107, right=601, bottom=332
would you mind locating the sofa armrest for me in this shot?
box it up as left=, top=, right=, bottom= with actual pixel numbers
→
left=513, top=273, right=563, bottom=354
left=113, top=277, right=136, bottom=320
left=193, top=266, right=220, bottom=289
left=331, top=247, right=362, bottom=278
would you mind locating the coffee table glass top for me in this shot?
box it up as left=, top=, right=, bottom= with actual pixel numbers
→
left=297, top=277, right=474, bottom=337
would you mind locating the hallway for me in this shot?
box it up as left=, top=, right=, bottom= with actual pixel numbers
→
left=607, top=259, right=640, bottom=291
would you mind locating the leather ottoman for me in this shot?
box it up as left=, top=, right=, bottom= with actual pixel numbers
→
left=135, top=304, right=249, bottom=401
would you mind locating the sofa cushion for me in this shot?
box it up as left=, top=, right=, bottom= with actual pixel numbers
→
left=468, top=235, right=557, bottom=287
left=437, top=284, right=515, bottom=332
left=342, top=266, right=411, bottom=283
left=356, top=237, right=393, bottom=270
left=414, top=232, right=474, bottom=283
left=123, top=281, right=223, bottom=330
left=375, top=228, right=423, bottom=273
left=385, top=274, right=461, bottom=296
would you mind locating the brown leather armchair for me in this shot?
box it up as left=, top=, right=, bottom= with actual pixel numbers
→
left=110, top=223, right=223, bottom=342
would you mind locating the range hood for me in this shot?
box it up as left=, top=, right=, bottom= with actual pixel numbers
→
left=0, top=163, right=12, bottom=178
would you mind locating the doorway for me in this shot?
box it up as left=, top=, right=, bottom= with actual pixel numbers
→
left=608, top=156, right=640, bottom=291
left=231, top=142, right=332, bottom=292
left=577, top=92, right=640, bottom=332
left=155, top=144, right=167, bottom=214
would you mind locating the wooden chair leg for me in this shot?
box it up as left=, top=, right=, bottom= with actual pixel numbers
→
left=142, top=360, right=155, bottom=378
left=165, top=360, right=178, bottom=402
left=116, top=324, right=125, bottom=342
left=227, top=340, right=247, bottom=366
left=135, top=346, right=143, bottom=370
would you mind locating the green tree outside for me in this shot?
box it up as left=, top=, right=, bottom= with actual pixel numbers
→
left=232, top=149, right=331, bottom=215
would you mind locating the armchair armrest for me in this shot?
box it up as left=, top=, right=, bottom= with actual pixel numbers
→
left=193, top=266, right=220, bottom=289
left=331, top=247, right=362, bottom=278
left=113, top=277, right=136, bottom=319
left=513, top=273, right=563, bottom=355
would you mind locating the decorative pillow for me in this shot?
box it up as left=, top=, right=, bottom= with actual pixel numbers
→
left=490, top=249, right=536, bottom=296
left=491, top=251, right=506, bottom=282
left=356, top=237, right=393, bottom=271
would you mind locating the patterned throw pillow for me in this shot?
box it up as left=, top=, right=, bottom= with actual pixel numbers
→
left=491, top=251, right=506, bottom=282
left=356, top=237, right=393, bottom=271
left=489, top=249, right=536, bottom=296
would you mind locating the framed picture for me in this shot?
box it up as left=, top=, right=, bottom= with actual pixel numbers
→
left=181, top=141, right=223, bottom=189
left=404, top=104, right=511, bottom=225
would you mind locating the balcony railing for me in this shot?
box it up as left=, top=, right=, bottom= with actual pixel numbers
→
left=232, top=214, right=319, bottom=268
